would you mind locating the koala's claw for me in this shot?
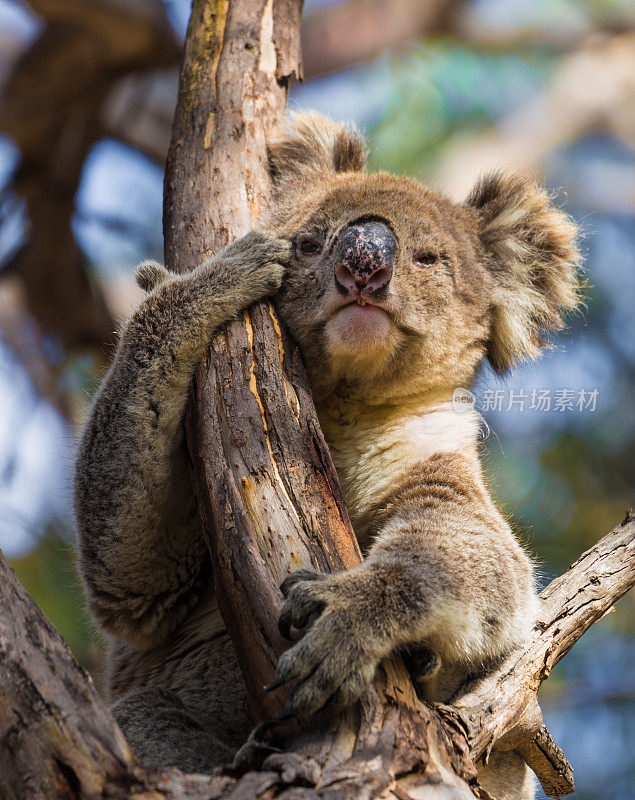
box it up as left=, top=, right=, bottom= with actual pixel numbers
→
left=280, top=567, right=326, bottom=598
left=263, top=676, right=285, bottom=693
left=258, top=707, right=296, bottom=731
left=272, top=569, right=380, bottom=718
left=232, top=707, right=295, bottom=769
left=278, top=569, right=328, bottom=639
left=280, top=646, right=376, bottom=719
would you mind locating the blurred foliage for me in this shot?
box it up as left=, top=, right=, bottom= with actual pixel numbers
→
left=368, top=44, right=553, bottom=175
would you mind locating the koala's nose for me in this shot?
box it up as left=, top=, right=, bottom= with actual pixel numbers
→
left=334, top=220, right=396, bottom=295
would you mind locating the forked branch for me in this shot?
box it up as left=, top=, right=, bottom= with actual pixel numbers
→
left=446, top=510, right=635, bottom=797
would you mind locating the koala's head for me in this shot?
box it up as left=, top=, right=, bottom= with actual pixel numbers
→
left=266, top=113, right=581, bottom=403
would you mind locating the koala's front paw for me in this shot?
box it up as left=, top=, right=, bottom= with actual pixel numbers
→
left=220, top=229, right=291, bottom=303
left=268, top=569, right=381, bottom=718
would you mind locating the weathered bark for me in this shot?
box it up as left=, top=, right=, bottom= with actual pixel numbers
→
left=187, top=301, right=362, bottom=720
left=163, top=0, right=302, bottom=272
left=0, top=552, right=159, bottom=800
left=1, top=517, right=633, bottom=798
left=0, top=550, right=254, bottom=800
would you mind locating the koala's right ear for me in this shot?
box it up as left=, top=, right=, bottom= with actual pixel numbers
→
left=466, top=172, right=582, bottom=374
left=268, top=112, right=367, bottom=192
left=135, top=260, right=172, bottom=292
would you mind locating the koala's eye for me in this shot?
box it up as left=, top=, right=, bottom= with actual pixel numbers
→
left=298, top=239, right=322, bottom=256
left=413, top=251, right=437, bottom=267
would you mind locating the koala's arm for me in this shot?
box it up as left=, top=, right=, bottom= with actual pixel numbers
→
left=75, top=232, right=289, bottom=649
left=273, top=451, right=537, bottom=715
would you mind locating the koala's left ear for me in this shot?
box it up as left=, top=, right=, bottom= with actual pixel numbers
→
left=466, top=172, right=582, bottom=374
left=267, top=112, right=367, bottom=193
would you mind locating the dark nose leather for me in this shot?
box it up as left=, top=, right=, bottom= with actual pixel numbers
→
left=334, top=220, right=396, bottom=296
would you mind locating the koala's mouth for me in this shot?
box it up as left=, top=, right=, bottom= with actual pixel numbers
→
left=345, top=298, right=381, bottom=309
left=338, top=301, right=388, bottom=322
left=326, top=298, right=396, bottom=352
left=330, top=296, right=392, bottom=318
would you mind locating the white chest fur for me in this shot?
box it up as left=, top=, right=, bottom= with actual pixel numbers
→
left=318, top=400, right=480, bottom=537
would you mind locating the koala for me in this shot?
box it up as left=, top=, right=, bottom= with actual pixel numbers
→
left=75, top=113, right=580, bottom=799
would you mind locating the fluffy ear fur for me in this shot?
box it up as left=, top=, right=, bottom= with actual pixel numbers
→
left=135, top=260, right=171, bottom=292
left=268, top=112, right=367, bottom=191
left=467, top=172, right=582, bottom=374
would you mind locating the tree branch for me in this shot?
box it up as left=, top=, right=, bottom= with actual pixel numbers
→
left=447, top=510, right=635, bottom=796
left=1, top=517, right=632, bottom=798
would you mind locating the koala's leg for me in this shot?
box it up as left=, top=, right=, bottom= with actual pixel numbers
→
left=76, top=231, right=290, bottom=648
left=112, top=687, right=235, bottom=772
left=477, top=750, right=536, bottom=800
